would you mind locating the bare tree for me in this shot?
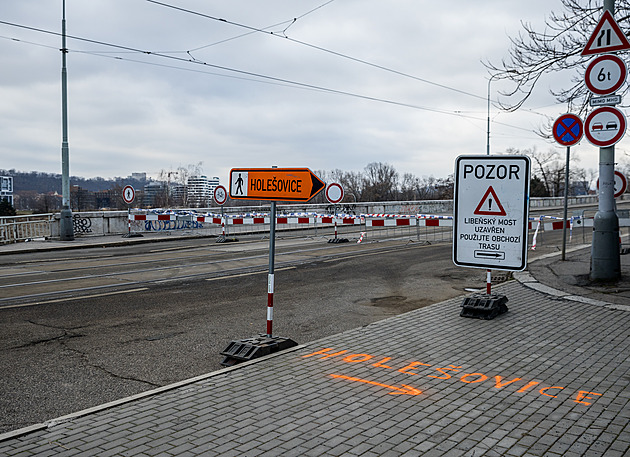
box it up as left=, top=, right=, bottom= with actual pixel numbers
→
left=362, top=162, right=399, bottom=201
left=330, top=169, right=364, bottom=202
left=156, top=162, right=204, bottom=207
left=400, top=173, right=420, bottom=200
left=505, top=146, right=591, bottom=196
left=485, top=1, right=630, bottom=123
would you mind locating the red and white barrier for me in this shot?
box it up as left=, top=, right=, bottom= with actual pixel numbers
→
left=366, top=217, right=416, bottom=227
left=228, top=216, right=270, bottom=225
left=129, top=214, right=178, bottom=221
left=543, top=220, right=570, bottom=231
left=320, top=216, right=362, bottom=225
left=417, top=218, right=453, bottom=227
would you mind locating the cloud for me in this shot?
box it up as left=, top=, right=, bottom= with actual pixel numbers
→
left=0, top=0, right=608, bottom=183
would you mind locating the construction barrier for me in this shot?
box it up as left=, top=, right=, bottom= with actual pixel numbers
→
left=127, top=210, right=626, bottom=250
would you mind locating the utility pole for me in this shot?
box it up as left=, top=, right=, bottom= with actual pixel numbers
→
left=59, top=0, right=74, bottom=241
left=590, top=0, right=620, bottom=280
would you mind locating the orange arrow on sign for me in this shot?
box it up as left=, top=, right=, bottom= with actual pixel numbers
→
left=229, top=168, right=325, bottom=202
left=330, top=374, right=422, bottom=396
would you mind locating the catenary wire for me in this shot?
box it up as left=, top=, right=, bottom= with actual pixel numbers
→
left=144, top=0, right=551, bottom=120
left=145, top=0, right=488, bottom=102
left=0, top=20, right=537, bottom=134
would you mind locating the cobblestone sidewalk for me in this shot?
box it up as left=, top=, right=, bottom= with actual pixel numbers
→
left=0, top=281, right=628, bottom=456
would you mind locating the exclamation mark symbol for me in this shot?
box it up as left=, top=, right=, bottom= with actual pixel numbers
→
left=488, top=198, right=493, bottom=211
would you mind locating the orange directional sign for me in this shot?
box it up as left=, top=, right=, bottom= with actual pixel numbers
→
left=229, top=168, right=325, bottom=202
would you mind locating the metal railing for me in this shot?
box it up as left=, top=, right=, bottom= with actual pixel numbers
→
left=0, top=214, right=54, bottom=244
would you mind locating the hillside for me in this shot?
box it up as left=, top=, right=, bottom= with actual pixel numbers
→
left=1, top=169, right=149, bottom=194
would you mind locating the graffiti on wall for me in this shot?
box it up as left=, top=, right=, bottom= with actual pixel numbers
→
left=325, top=204, right=357, bottom=215
left=72, top=215, right=92, bottom=234
left=144, top=220, right=204, bottom=231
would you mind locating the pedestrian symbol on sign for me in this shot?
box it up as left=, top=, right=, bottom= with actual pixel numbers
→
left=474, top=186, right=506, bottom=216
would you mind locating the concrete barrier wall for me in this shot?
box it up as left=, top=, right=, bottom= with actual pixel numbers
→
left=530, top=195, right=599, bottom=208
left=52, top=194, right=619, bottom=237
left=52, top=211, right=129, bottom=237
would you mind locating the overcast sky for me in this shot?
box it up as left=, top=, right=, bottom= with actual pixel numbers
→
left=1, top=0, right=621, bottom=183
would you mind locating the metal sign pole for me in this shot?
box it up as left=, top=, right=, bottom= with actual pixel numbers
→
left=334, top=204, right=338, bottom=240
left=221, top=206, right=226, bottom=237
left=266, top=166, right=278, bottom=337
left=562, top=146, right=570, bottom=261
left=590, top=0, right=621, bottom=279
left=267, top=200, right=276, bottom=337
left=486, top=269, right=492, bottom=295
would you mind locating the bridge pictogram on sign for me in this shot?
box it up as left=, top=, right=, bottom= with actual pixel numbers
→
left=474, top=186, right=506, bottom=216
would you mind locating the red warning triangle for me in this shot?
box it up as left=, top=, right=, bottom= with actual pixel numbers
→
left=582, top=10, right=630, bottom=56
left=474, top=186, right=506, bottom=216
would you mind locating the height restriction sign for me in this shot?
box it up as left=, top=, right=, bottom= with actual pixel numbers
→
left=453, top=155, right=531, bottom=271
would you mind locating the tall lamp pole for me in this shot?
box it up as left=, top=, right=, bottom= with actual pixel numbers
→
left=486, top=74, right=500, bottom=156
left=59, top=0, right=74, bottom=240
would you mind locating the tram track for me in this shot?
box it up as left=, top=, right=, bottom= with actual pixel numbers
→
left=0, top=238, right=432, bottom=307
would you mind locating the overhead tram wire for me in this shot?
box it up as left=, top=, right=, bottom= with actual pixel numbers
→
left=146, top=0, right=551, bottom=122
left=186, top=0, right=336, bottom=53
left=145, top=0, right=487, bottom=102
left=0, top=20, right=536, bottom=135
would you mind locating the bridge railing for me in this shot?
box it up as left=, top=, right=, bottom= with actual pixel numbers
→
left=0, top=214, right=54, bottom=244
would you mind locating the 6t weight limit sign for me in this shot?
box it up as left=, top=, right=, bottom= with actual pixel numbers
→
left=453, top=156, right=531, bottom=271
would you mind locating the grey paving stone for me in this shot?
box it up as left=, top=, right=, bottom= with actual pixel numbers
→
left=1, top=282, right=628, bottom=457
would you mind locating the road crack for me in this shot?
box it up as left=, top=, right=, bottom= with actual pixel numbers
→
left=17, top=320, right=161, bottom=388
left=61, top=342, right=161, bottom=388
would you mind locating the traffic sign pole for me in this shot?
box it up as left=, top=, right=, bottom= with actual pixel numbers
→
left=556, top=142, right=576, bottom=262
left=591, top=0, right=622, bottom=281
left=218, top=167, right=299, bottom=366
left=267, top=200, right=276, bottom=337
left=213, top=185, right=228, bottom=239
left=551, top=115, right=583, bottom=262
left=121, top=185, right=139, bottom=239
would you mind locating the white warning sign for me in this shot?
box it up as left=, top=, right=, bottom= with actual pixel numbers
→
left=453, top=155, right=531, bottom=271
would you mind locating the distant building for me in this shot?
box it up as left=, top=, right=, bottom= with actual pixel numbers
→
left=130, top=172, right=147, bottom=181
left=208, top=176, right=220, bottom=201
left=144, top=181, right=167, bottom=207
left=71, top=185, right=96, bottom=212
left=171, top=184, right=187, bottom=206
left=1, top=176, right=14, bottom=206
left=187, top=175, right=219, bottom=207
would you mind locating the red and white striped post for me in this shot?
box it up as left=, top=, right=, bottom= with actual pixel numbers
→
left=267, top=197, right=277, bottom=337
left=486, top=269, right=492, bottom=295
left=267, top=273, right=274, bottom=336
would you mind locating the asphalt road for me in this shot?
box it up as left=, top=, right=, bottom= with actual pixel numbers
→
left=0, top=200, right=619, bottom=434
left=0, top=236, right=492, bottom=434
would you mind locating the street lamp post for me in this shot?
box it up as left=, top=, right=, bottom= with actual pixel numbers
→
left=59, top=0, right=74, bottom=240
left=486, top=74, right=499, bottom=156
